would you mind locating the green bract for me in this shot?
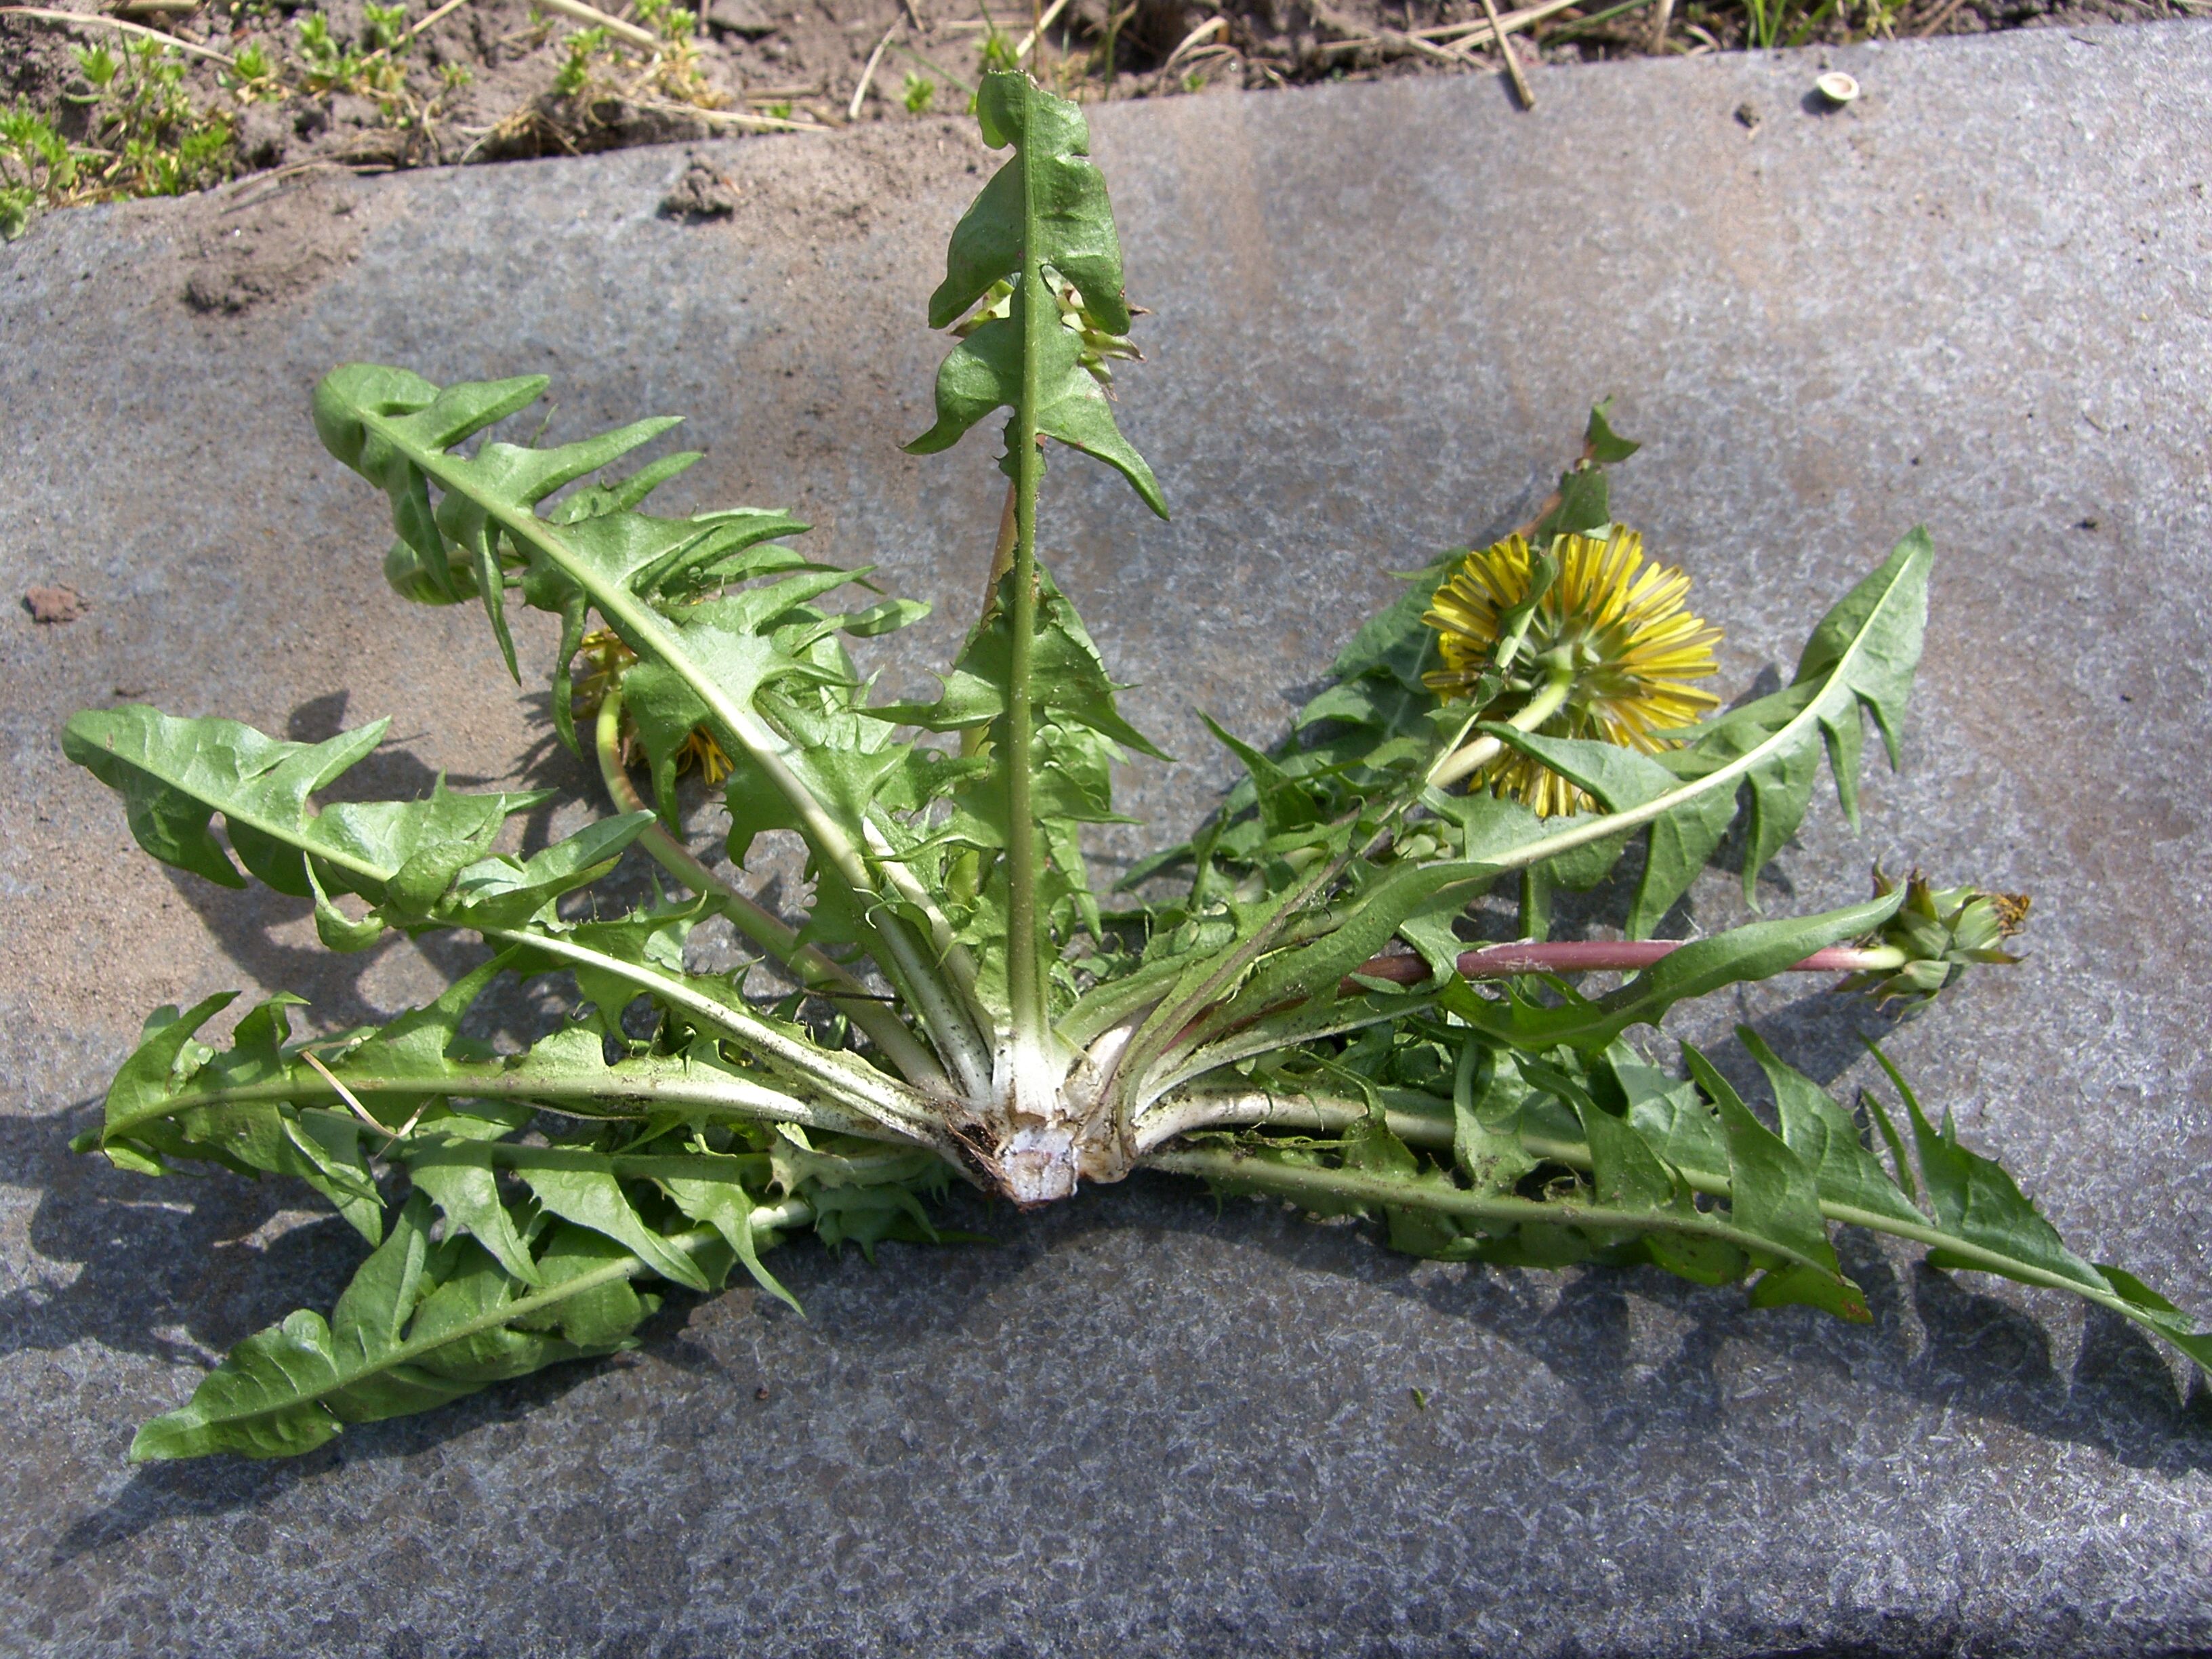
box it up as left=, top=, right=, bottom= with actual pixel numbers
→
left=64, top=72, right=2209, bottom=1460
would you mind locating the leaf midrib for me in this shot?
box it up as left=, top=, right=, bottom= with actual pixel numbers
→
left=1517, top=1131, right=2119, bottom=1302
left=484, top=928, right=940, bottom=1140
left=362, top=407, right=882, bottom=902
left=1145, top=1148, right=1847, bottom=1282
left=102, top=1066, right=899, bottom=1144
left=1155, top=1115, right=2150, bottom=1332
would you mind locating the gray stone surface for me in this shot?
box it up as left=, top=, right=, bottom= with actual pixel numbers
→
left=5, top=20, right=2212, bottom=1656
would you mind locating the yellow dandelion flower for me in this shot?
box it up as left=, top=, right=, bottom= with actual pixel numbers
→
left=574, top=628, right=735, bottom=782
left=682, top=726, right=735, bottom=785
left=1422, top=528, right=1722, bottom=817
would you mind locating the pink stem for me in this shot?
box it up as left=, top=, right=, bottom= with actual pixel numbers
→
left=1350, top=940, right=1896, bottom=987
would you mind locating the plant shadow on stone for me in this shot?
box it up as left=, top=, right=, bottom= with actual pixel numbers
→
left=35, top=1139, right=2210, bottom=1567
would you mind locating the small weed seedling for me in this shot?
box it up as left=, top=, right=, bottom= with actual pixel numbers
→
left=1, top=39, right=237, bottom=234
left=66, top=73, right=2211, bottom=1460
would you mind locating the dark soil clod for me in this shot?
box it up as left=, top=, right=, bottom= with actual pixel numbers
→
left=661, top=157, right=742, bottom=220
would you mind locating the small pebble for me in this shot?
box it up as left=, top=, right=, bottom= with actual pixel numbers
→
left=23, top=584, right=87, bottom=624
left=1814, top=71, right=1860, bottom=105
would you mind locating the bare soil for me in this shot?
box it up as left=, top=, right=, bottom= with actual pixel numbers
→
left=2, top=0, right=2197, bottom=238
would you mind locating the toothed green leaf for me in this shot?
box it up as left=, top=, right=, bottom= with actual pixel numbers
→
left=128, top=1194, right=654, bottom=1462
left=1738, top=1027, right=1925, bottom=1229
left=1872, top=1046, right=2106, bottom=1297
left=63, top=705, right=552, bottom=914
left=907, top=72, right=1164, bottom=518
left=1685, top=1045, right=1866, bottom=1322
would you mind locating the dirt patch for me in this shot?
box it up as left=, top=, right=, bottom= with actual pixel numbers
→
left=2, top=0, right=2197, bottom=251
left=179, top=168, right=369, bottom=310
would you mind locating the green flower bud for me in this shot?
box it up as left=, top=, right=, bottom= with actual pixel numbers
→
left=1844, top=867, right=2029, bottom=1005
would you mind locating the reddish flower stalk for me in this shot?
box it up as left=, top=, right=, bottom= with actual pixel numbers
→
left=1351, top=939, right=1906, bottom=987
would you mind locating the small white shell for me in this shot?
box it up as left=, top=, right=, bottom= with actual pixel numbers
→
left=1814, top=70, right=1861, bottom=105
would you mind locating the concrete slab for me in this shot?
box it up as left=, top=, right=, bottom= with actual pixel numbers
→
left=4, top=20, right=2211, bottom=1656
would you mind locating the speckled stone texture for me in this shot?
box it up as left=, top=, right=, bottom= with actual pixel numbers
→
left=4, top=21, right=2211, bottom=1657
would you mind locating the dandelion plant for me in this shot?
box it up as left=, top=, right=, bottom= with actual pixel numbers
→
left=66, top=71, right=2210, bottom=1461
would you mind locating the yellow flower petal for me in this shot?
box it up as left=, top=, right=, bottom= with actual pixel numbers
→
left=1422, top=527, right=1722, bottom=816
